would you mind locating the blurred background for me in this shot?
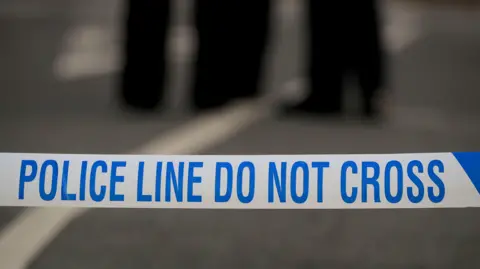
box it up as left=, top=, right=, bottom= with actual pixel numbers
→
left=0, top=0, right=480, bottom=268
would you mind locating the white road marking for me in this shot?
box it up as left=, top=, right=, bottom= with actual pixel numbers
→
left=383, top=1, right=423, bottom=52
left=0, top=100, right=268, bottom=269
left=54, top=25, right=195, bottom=81
left=54, top=48, right=120, bottom=80
left=54, top=25, right=120, bottom=80
left=0, top=208, right=87, bottom=269
left=384, top=17, right=421, bottom=51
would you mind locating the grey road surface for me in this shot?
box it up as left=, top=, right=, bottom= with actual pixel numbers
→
left=0, top=0, right=480, bottom=268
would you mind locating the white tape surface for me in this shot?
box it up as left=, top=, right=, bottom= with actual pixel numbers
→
left=0, top=152, right=479, bottom=209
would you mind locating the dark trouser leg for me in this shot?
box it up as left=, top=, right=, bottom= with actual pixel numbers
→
left=192, top=0, right=271, bottom=110
left=359, top=69, right=381, bottom=118
left=230, top=0, right=271, bottom=98
left=192, top=0, right=232, bottom=110
left=120, top=0, right=170, bottom=110
left=284, top=0, right=344, bottom=115
left=355, top=0, right=384, bottom=118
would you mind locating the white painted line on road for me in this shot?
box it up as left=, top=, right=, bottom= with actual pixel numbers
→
left=137, top=101, right=270, bottom=154
left=383, top=1, right=423, bottom=52
left=54, top=24, right=196, bottom=81
left=0, top=100, right=268, bottom=269
left=54, top=48, right=120, bottom=80
left=0, top=208, right=87, bottom=269
left=384, top=17, right=421, bottom=53
left=54, top=25, right=120, bottom=80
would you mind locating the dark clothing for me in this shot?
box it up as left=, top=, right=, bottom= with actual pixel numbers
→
left=304, top=0, right=385, bottom=115
left=193, top=0, right=271, bottom=108
left=121, top=0, right=170, bottom=110
left=120, top=0, right=271, bottom=111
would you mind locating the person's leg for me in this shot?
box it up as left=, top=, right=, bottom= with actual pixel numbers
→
left=284, top=0, right=344, bottom=115
left=192, top=0, right=271, bottom=111
left=191, top=0, right=232, bottom=110
left=356, top=0, right=385, bottom=118
left=229, top=0, right=271, bottom=99
left=120, top=0, right=170, bottom=111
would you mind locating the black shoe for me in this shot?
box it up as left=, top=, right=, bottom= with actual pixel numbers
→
left=361, top=98, right=383, bottom=124
left=363, top=100, right=376, bottom=118
left=119, top=84, right=162, bottom=114
left=119, top=71, right=163, bottom=113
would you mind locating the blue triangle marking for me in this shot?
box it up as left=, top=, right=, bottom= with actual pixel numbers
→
left=452, top=152, right=480, bottom=195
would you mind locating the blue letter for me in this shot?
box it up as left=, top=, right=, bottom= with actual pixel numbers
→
left=166, top=162, right=184, bottom=202
left=290, top=161, right=309, bottom=204
left=61, top=161, right=76, bottom=201
left=90, top=160, right=107, bottom=202
left=155, top=162, right=163, bottom=202
left=187, top=162, right=203, bottom=202
left=237, top=161, right=255, bottom=203
left=79, top=161, right=88, bottom=201
left=341, top=161, right=358, bottom=203
left=268, top=162, right=286, bottom=203
left=428, top=160, right=445, bottom=203
left=312, top=162, right=329, bottom=203
left=18, top=160, right=38, bottom=200
left=384, top=160, right=403, bottom=204
left=39, top=160, right=59, bottom=201
left=215, top=162, right=233, bottom=202
left=361, top=161, right=380, bottom=203
left=137, top=161, right=152, bottom=202
left=406, top=160, right=424, bottom=203
left=110, top=161, right=126, bottom=202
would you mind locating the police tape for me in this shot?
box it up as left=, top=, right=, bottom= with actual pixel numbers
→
left=0, top=152, right=479, bottom=209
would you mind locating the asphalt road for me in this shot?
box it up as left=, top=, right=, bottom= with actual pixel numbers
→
left=0, top=0, right=480, bottom=268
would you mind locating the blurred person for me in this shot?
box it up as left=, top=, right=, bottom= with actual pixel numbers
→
left=193, top=0, right=271, bottom=109
left=284, top=0, right=385, bottom=119
left=119, top=0, right=271, bottom=112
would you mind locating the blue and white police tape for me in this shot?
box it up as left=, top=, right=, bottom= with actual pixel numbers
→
left=0, top=152, right=479, bottom=209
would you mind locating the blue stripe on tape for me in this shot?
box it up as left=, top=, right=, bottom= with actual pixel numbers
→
left=452, top=152, right=480, bottom=195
